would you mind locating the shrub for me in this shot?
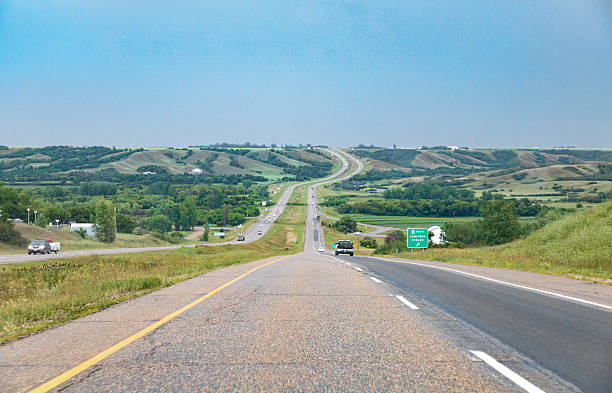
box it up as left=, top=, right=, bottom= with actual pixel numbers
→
left=335, top=217, right=357, bottom=233
left=0, top=219, right=27, bottom=247
left=75, top=228, right=88, bottom=239
left=360, top=238, right=377, bottom=249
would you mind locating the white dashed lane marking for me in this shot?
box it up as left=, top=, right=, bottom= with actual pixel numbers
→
left=470, top=351, right=545, bottom=393
left=396, top=295, right=419, bottom=310
left=370, top=277, right=382, bottom=283
left=354, top=267, right=363, bottom=272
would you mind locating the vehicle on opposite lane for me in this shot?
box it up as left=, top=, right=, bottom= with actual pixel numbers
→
left=27, top=239, right=51, bottom=255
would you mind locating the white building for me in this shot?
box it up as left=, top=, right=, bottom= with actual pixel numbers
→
left=428, top=225, right=445, bottom=245
left=70, top=223, right=96, bottom=237
left=192, top=168, right=203, bottom=175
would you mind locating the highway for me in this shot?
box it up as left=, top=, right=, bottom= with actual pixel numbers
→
left=1, top=150, right=610, bottom=392
left=0, top=148, right=351, bottom=265
left=333, top=255, right=612, bottom=393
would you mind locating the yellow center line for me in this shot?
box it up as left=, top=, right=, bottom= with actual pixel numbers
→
left=29, top=255, right=290, bottom=393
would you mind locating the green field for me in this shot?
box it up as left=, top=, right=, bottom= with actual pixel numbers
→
left=345, top=215, right=479, bottom=228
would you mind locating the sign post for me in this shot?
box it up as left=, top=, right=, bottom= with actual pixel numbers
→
left=407, top=228, right=428, bottom=251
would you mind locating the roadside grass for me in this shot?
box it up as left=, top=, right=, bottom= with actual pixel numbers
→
left=373, top=202, right=612, bottom=283
left=0, top=191, right=308, bottom=344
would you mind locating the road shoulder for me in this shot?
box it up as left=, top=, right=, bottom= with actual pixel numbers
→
left=373, top=257, right=612, bottom=308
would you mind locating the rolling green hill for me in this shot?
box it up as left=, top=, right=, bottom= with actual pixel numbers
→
left=348, top=148, right=612, bottom=206
left=496, top=201, right=612, bottom=271
left=0, top=146, right=335, bottom=184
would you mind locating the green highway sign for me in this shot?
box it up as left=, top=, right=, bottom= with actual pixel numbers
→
left=407, top=228, right=428, bottom=248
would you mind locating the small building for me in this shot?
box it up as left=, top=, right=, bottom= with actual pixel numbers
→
left=428, top=225, right=445, bottom=245
left=191, top=168, right=203, bottom=175
left=70, top=223, right=96, bottom=237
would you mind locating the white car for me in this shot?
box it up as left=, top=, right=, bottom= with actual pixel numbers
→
left=317, top=246, right=325, bottom=253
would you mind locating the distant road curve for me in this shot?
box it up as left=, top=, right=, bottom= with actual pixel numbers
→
left=0, top=148, right=362, bottom=266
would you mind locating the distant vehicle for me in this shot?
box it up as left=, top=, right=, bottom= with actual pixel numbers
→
left=257, top=230, right=263, bottom=235
left=236, top=233, right=245, bottom=241
left=317, top=246, right=325, bottom=253
left=335, top=240, right=354, bottom=256
left=28, top=239, right=50, bottom=255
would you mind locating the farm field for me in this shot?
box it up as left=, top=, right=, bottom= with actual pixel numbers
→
left=346, top=215, right=479, bottom=228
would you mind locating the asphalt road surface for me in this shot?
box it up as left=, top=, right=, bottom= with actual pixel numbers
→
left=1, top=149, right=610, bottom=392
left=333, top=255, right=612, bottom=393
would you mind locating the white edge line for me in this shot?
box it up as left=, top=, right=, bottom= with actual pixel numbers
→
left=395, top=295, right=419, bottom=310
left=375, top=257, right=612, bottom=311
left=354, top=267, right=363, bottom=272
left=370, top=276, right=382, bottom=283
left=470, top=351, right=546, bottom=393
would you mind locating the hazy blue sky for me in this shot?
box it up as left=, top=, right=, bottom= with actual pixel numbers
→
left=1, top=1, right=611, bottom=148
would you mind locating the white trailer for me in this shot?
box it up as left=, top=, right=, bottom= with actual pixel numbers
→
left=49, top=242, right=60, bottom=253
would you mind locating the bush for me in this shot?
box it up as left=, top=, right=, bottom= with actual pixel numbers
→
left=335, top=217, right=357, bottom=233
left=360, top=238, right=377, bottom=249
left=75, top=228, right=88, bottom=239
left=143, top=215, right=173, bottom=233
left=480, top=200, right=520, bottom=245
left=443, top=221, right=483, bottom=246
left=375, top=231, right=407, bottom=254
left=0, top=219, right=27, bottom=247
left=116, top=213, right=136, bottom=234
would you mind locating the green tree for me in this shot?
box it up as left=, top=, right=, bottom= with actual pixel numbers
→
left=144, top=215, right=173, bottom=233
left=177, top=201, right=198, bottom=230
left=480, top=200, right=520, bottom=245
left=116, top=213, right=137, bottom=234
left=335, top=216, right=357, bottom=233
left=35, top=212, right=50, bottom=229
left=94, top=199, right=117, bottom=242
left=227, top=211, right=245, bottom=226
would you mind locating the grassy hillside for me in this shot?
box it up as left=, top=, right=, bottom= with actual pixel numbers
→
left=496, top=202, right=611, bottom=270
left=373, top=202, right=612, bottom=281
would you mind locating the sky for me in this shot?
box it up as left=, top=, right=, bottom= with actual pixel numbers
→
left=1, top=0, right=611, bottom=148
